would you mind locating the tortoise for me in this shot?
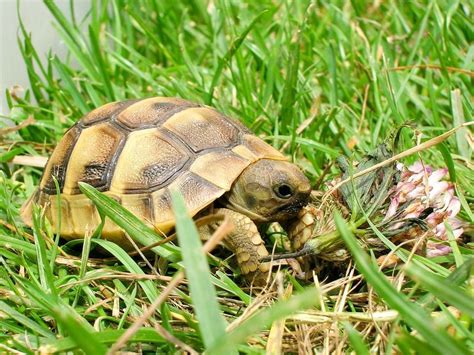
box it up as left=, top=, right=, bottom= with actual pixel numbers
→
left=21, top=97, right=311, bottom=284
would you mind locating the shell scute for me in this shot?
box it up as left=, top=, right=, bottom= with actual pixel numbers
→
left=168, top=172, right=224, bottom=215
left=116, top=97, right=196, bottom=129
left=49, top=196, right=74, bottom=236
left=122, top=194, right=154, bottom=226
left=164, top=107, right=240, bottom=152
left=67, top=195, right=101, bottom=236
left=151, top=188, right=175, bottom=233
left=40, top=126, right=81, bottom=194
left=81, top=99, right=141, bottom=126
left=190, top=150, right=248, bottom=190
left=63, top=122, right=126, bottom=194
left=110, top=129, right=190, bottom=193
left=242, top=134, right=286, bottom=161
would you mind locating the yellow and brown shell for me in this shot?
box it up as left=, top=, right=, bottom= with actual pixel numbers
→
left=21, top=97, right=286, bottom=243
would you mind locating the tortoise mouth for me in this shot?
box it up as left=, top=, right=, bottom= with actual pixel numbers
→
left=277, top=200, right=307, bottom=214
left=271, top=198, right=308, bottom=221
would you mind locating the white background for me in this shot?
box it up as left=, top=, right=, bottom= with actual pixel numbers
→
left=0, top=0, right=90, bottom=115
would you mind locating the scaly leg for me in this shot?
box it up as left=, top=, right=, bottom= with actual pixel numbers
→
left=200, top=208, right=271, bottom=286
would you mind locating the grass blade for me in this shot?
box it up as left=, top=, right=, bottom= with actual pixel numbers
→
left=88, top=25, right=115, bottom=100
left=451, top=89, right=470, bottom=159
left=11, top=278, right=107, bottom=355
left=334, top=212, right=469, bottom=355
left=206, top=286, right=320, bottom=354
left=206, top=10, right=268, bottom=104
left=49, top=304, right=108, bottom=355
left=91, top=239, right=159, bottom=304
left=171, top=191, right=227, bottom=350
left=37, top=328, right=167, bottom=353
left=396, top=331, right=441, bottom=354
left=0, top=234, right=37, bottom=258
left=78, top=182, right=179, bottom=261
left=343, top=322, right=370, bottom=355
left=419, top=258, right=474, bottom=311
left=404, top=260, right=474, bottom=318
left=52, top=57, right=90, bottom=115
left=0, top=300, right=53, bottom=339
left=31, top=205, right=58, bottom=298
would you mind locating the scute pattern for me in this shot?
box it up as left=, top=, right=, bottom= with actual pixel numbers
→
left=81, top=99, right=141, bottom=126
left=242, top=134, right=286, bottom=161
left=116, top=97, right=196, bottom=129
left=49, top=197, right=73, bottom=236
left=151, top=188, right=175, bottom=231
left=110, top=129, right=189, bottom=193
left=122, top=194, right=154, bottom=226
left=168, top=172, right=224, bottom=215
left=40, top=126, right=81, bottom=194
left=190, top=150, right=249, bottom=190
left=23, top=96, right=288, bottom=240
left=163, top=107, right=239, bottom=152
left=67, top=196, right=100, bottom=236
left=63, top=122, right=125, bottom=194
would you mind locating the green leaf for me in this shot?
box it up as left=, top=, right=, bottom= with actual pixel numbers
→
left=456, top=186, right=474, bottom=223
left=171, top=191, right=227, bottom=350
left=445, top=221, right=464, bottom=267
left=91, top=239, right=159, bottom=304
left=396, top=331, right=441, bottom=354
left=404, top=260, right=474, bottom=318
left=0, top=148, right=23, bottom=163
left=50, top=304, right=108, bottom=355
left=343, top=322, right=370, bottom=355
left=447, top=258, right=474, bottom=285
left=216, top=271, right=251, bottom=306
left=31, top=204, right=58, bottom=298
left=78, top=182, right=179, bottom=261
left=0, top=234, right=37, bottom=258
left=206, top=286, right=320, bottom=354
left=419, top=258, right=474, bottom=311
left=451, top=89, right=470, bottom=159
left=0, top=300, right=53, bottom=339
left=438, top=143, right=456, bottom=182
left=30, top=328, right=167, bottom=353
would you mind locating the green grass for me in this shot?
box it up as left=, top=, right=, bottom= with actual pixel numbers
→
left=1, top=0, right=473, bottom=353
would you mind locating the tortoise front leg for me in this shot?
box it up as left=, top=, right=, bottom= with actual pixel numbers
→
left=201, top=208, right=271, bottom=287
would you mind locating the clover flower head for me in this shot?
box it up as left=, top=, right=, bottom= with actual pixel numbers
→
left=385, top=162, right=464, bottom=257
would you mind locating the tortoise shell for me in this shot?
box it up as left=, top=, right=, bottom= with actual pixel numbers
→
left=21, top=97, right=286, bottom=244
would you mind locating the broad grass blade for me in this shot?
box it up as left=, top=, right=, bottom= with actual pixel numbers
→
left=171, top=191, right=227, bottom=350
left=78, top=182, right=179, bottom=261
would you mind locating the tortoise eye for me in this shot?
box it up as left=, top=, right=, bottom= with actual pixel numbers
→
left=274, top=184, right=293, bottom=199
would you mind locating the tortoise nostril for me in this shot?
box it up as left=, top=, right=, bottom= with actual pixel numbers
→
left=299, top=181, right=311, bottom=193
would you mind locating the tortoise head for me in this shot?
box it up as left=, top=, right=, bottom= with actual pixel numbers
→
left=224, top=159, right=311, bottom=222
